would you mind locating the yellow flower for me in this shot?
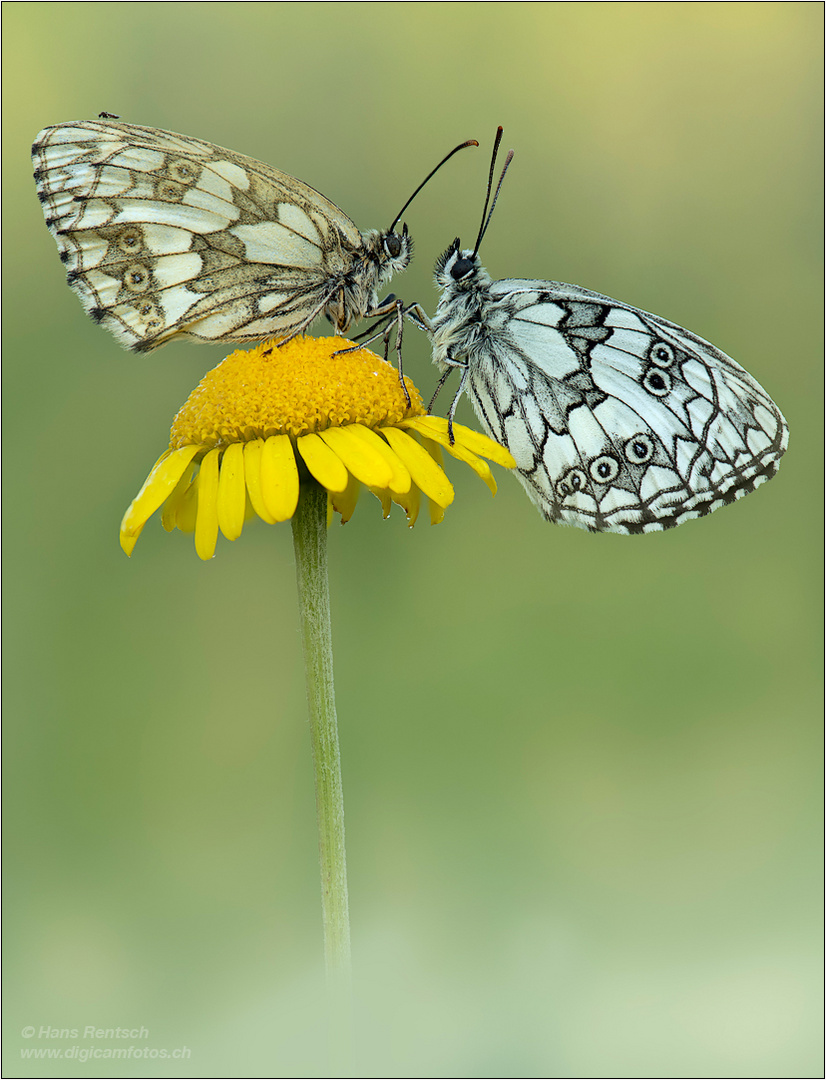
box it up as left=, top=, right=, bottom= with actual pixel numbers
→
left=120, top=336, right=516, bottom=560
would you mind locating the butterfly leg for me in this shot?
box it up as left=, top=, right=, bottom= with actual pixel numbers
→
left=346, top=309, right=397, bottom=344
left=366, top=296, right=411, bottom=407
left=432, top=356, right=470, bottom=445
left=372, top=309, right=402, bottom=394
left=404, top=304, right=467, bottom=441
left=427, top=369, right=453, bottom=414
left=402, top=302, right=433, bottom=334
left=335, top=297, right=412, bottom=407
left=403, top=301, right=447, bottom=410
left=446, top=365, right=469, bottom=445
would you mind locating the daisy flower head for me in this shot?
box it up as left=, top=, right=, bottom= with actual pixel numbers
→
left=119, top=336, right=515, bottom=560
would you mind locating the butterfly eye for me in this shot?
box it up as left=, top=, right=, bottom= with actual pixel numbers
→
left=384, top=234, right=402, bottom=258
left=450, top=257, right=475, bottom=281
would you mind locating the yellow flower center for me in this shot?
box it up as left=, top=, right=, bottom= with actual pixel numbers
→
left=169, top=336, right=424, bottom=449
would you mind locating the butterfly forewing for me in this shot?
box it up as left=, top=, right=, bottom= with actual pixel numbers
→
left=32, top=120, right=403, bottom=352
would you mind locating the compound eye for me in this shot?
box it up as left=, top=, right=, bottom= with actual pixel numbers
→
left=450, top=257, right=474, bottom=280
left=384, top=234, right=402, bottom=258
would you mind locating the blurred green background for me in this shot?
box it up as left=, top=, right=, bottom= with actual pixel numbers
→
left=3, top=3, right=822, bottom=1076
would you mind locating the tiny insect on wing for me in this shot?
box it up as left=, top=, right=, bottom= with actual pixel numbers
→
left=32, top=120, right=476, bottom=353
left=408, top=127, right=788, bottom=534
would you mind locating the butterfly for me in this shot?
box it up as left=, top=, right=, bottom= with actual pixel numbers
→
left=32, top=119, right=476, bottom=354
left=408, top=128, right=789, bottom=534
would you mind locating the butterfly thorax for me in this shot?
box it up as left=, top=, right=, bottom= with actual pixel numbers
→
left=430, top=247, right=497, bottom=372
left=326, top=228, right=412, bottom=331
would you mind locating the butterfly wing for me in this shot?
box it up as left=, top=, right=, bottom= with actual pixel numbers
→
left=32, top=121, right=365, bottom=351
left=464, top=280, right=788, bottom=533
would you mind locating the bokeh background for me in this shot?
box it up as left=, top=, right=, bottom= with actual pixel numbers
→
left=3, top=3, right=822, bottom=1077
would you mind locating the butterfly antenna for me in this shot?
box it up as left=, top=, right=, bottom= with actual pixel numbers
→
left=389, top=139, right=479, bottom=231
left=472, top=126, right=503, bottom=253
left=474, top=128, right=514, bottom=256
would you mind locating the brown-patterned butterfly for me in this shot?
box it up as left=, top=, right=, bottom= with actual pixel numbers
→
left=32, top=119, right=475, bottom=352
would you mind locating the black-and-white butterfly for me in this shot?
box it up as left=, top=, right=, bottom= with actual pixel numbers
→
left=408, top=129, right=789, bottom=534
left=32, top=119, right=475, bottom=353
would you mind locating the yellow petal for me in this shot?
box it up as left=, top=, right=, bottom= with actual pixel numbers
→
left=422, top=438, right=444, bottom=468
left=243, top=439, right=277, bottom=524
left=400, top=416, right=516, bottom=467
left=391, top=482, right=421, bottom=526
left=297, top=432, right=349, bottom=493
left=120, top=524, right=143, bottom=556
left=421, top=434, right=497, bottom=496
left=369, top=486, right=393, bottom=518
left=350, top=425, right=411, bottom=494
left=120, top=445, right=201, bottom=537
left=195, top=447, right=221, bottom=560
left=217, top=442, right=246, bottom=540
left=161, top=460, right=197, bottom=532
left=175, top=476, right=198, bottom=533
left=260, top=434, right=299, bottom=522
left=319, top=425, right=393, bottom=489
left=330, top=473, right=361, bottom=523
left=380, top=427, right=454, bottom=508
left=429, top=499, right=446, bottom=525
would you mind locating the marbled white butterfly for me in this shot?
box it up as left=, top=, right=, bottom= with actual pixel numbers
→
left=409, top=129, right=789, bottom=534
left=32, top=120, right=475, bottom=353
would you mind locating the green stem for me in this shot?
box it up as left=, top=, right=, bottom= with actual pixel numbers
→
left=291, top=481, right=352, bottom=1048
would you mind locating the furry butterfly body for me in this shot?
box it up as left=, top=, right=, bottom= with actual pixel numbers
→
left=410, top=133, right=788, bottom=534
left=32, top=120, right=471, bottom=353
